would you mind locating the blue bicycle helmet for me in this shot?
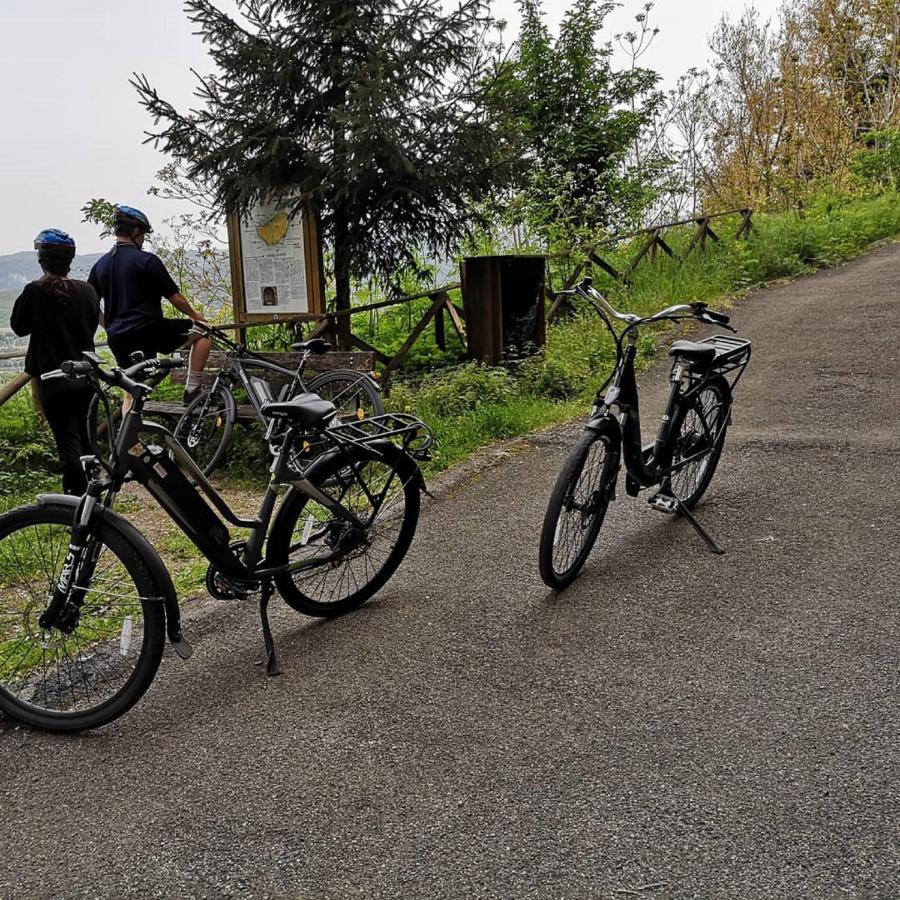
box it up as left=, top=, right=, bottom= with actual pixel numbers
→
left=115, top=205, right=153, bottom=234
left=34, top=228, right=76, bottom=250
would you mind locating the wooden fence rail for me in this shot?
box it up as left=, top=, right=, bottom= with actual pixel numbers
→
left=545, top=207, right=753, bottom=320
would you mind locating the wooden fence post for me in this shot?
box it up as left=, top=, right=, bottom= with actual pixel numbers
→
left=0, top=372, right=32, bottom=409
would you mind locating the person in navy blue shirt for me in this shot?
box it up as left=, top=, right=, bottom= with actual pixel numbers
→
left=88, top=205, right=212, bottom=404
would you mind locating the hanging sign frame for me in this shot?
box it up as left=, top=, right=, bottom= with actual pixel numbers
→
left=227, top=200, right=325, bottom=324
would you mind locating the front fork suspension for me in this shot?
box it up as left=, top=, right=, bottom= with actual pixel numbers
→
left=38, top=490, right=104, bottom=634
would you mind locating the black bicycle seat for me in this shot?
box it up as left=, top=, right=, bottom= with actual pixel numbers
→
left=668, top=340, right=716, bottom=366
left=291, top=338, right=332, bottom=354
left=262, top=393, right=336, bottom=428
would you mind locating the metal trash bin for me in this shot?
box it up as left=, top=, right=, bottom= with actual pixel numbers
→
left=460, top=255, right=546, bottom=365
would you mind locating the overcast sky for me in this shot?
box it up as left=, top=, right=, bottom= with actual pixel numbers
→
left=0, top=0, right=780, bottom=255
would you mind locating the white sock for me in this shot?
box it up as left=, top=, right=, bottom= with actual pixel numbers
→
left=186, top=372, right=202, bottom=391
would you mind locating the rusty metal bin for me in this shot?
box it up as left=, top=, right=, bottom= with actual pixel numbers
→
left=460, top=255, right=546, bottom=365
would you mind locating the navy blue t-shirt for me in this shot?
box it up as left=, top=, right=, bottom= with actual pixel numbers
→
left=88, top=243, right=180, bottom=337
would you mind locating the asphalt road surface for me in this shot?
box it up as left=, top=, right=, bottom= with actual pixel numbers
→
left=2, top=243, right=898, bottom=898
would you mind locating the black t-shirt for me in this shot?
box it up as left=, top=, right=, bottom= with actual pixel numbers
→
left=88, top=243, right=180, bottom=337
left=10, top=279, right=100, bottom=377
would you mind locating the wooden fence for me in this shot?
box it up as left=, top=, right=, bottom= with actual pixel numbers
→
left=544, top=207, right=753, bottom=320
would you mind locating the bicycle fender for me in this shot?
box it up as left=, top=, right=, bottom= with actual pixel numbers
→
left=584, top=414, right=622, bottom=448
left=36, top=494, right=191, bottom=659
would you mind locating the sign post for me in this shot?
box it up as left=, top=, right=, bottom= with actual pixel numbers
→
left=227, top=200, right=325, bottom=338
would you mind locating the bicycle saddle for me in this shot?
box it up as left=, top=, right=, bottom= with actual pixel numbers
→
left=668, top=340, right=717, bottom=366
left=262, top=392, right=337, bottom=428
left=291, top=338, right=332, bottom=354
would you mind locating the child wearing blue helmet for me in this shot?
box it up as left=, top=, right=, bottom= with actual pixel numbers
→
left=11, top=229, right=100, bottom=494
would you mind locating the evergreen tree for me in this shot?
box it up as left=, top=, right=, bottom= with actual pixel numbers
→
left=134, top=0, right=513, bottom=344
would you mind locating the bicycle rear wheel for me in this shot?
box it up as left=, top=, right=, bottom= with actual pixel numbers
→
left=307, top=369, right=383, bottom=423
left=173, top=383, right=236, bottom=476
left=269, top=442, right=420, bottom=617
left=667, top=376, right=730, bottom=509
left=0, top=504, right=166, bottom=732
left=539, top=421, right=619, bottom=590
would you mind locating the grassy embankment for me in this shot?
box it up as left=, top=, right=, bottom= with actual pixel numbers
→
left=380, top=191, right=900, bottom=473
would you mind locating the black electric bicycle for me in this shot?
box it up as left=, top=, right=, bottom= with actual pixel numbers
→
left=538, top=277, right=751, bottom=590
left=0, top=353, right=430, bottom=732
left=174, top=323, right=384, bottom=475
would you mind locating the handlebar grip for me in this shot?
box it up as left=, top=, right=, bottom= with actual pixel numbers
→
left=156, top=356, right=186, bottom=370
left=704, top=310, right=730, bottom=325
left=60, top=359, right=94, bottom=376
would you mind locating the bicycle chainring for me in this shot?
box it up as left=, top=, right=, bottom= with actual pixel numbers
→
left=205, top=541, right=257, bottom=600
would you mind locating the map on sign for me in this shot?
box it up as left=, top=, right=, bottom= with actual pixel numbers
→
left=239, top=201, right=309, bottom=314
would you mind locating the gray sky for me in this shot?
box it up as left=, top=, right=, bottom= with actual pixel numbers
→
left=0, top=0, right=780, bottom=255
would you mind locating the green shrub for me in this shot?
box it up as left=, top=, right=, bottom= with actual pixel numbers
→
left=388, top=362, right=517, bottom=418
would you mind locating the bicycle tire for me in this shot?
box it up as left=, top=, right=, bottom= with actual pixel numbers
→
left=87, top=390, right=120, bottom=460
left=269, top=442, right=420, bottom=617
left=667, top=375, right=730, bottom=509
left=173, top=383, right=237, bottom=476
left=539, top=420, right=619, bottom=590
left=0, top=503, right=166, bottom=732
left=307, top=369, right=384, bottom=423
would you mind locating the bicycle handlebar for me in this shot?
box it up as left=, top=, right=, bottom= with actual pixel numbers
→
left=558, top=277, right=732, bottom=330
left=41, top=352, right=185, bottom=396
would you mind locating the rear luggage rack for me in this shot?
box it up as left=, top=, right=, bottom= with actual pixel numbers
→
left=327, top=413, right=434, bottom=458
left=698, top=334, right=751, bottom=389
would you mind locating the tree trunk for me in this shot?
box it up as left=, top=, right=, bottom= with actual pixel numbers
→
left=333, top=207, right=352, bottom=350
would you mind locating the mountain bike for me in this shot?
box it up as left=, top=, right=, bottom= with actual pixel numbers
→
left=0, top=352, right=430, bottom=732
left=538, top=277, right=751, bottom=590
left=174, top=323, right=384, bottom=475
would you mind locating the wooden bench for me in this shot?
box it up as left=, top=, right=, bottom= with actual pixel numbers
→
left=143, top=349, right=375, bottom=420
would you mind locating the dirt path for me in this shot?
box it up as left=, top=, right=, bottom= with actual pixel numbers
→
left=1, top=242, right=898, bottom=898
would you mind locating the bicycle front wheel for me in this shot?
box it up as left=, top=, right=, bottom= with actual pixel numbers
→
left=173, top=383, right=236, bottom=476
left=539, top=422, right=619, bottom=590
left=87, top=390, right=120, bottom=460
left=307, top=369, right=384, bottom=423
left=0, top=504, right=166, bottom=731
left=269, top=443, right=420, bottom=617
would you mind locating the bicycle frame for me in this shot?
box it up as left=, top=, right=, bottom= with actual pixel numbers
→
left=208, top=347, right=313, bottom=424
left=587, top=316, right=733, bottom=492
left=123, top=410, right=371, bottom=578
left=40, top=383, right=375, bottom=637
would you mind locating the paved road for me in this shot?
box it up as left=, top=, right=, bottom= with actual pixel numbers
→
left=2, top=244, right=898, bottom=898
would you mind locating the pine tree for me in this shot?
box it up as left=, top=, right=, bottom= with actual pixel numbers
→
left=134, top=0, right=513, bottom=345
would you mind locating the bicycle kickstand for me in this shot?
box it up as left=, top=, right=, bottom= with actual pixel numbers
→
left=673, top=498, right=725, bottom=555
left=259, top=579, right=282, bottom=676
left=650, top=492, right=726, bottom=555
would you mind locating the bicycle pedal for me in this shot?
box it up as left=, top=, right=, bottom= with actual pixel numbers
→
left=649, top=494, right=678, bottom=514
